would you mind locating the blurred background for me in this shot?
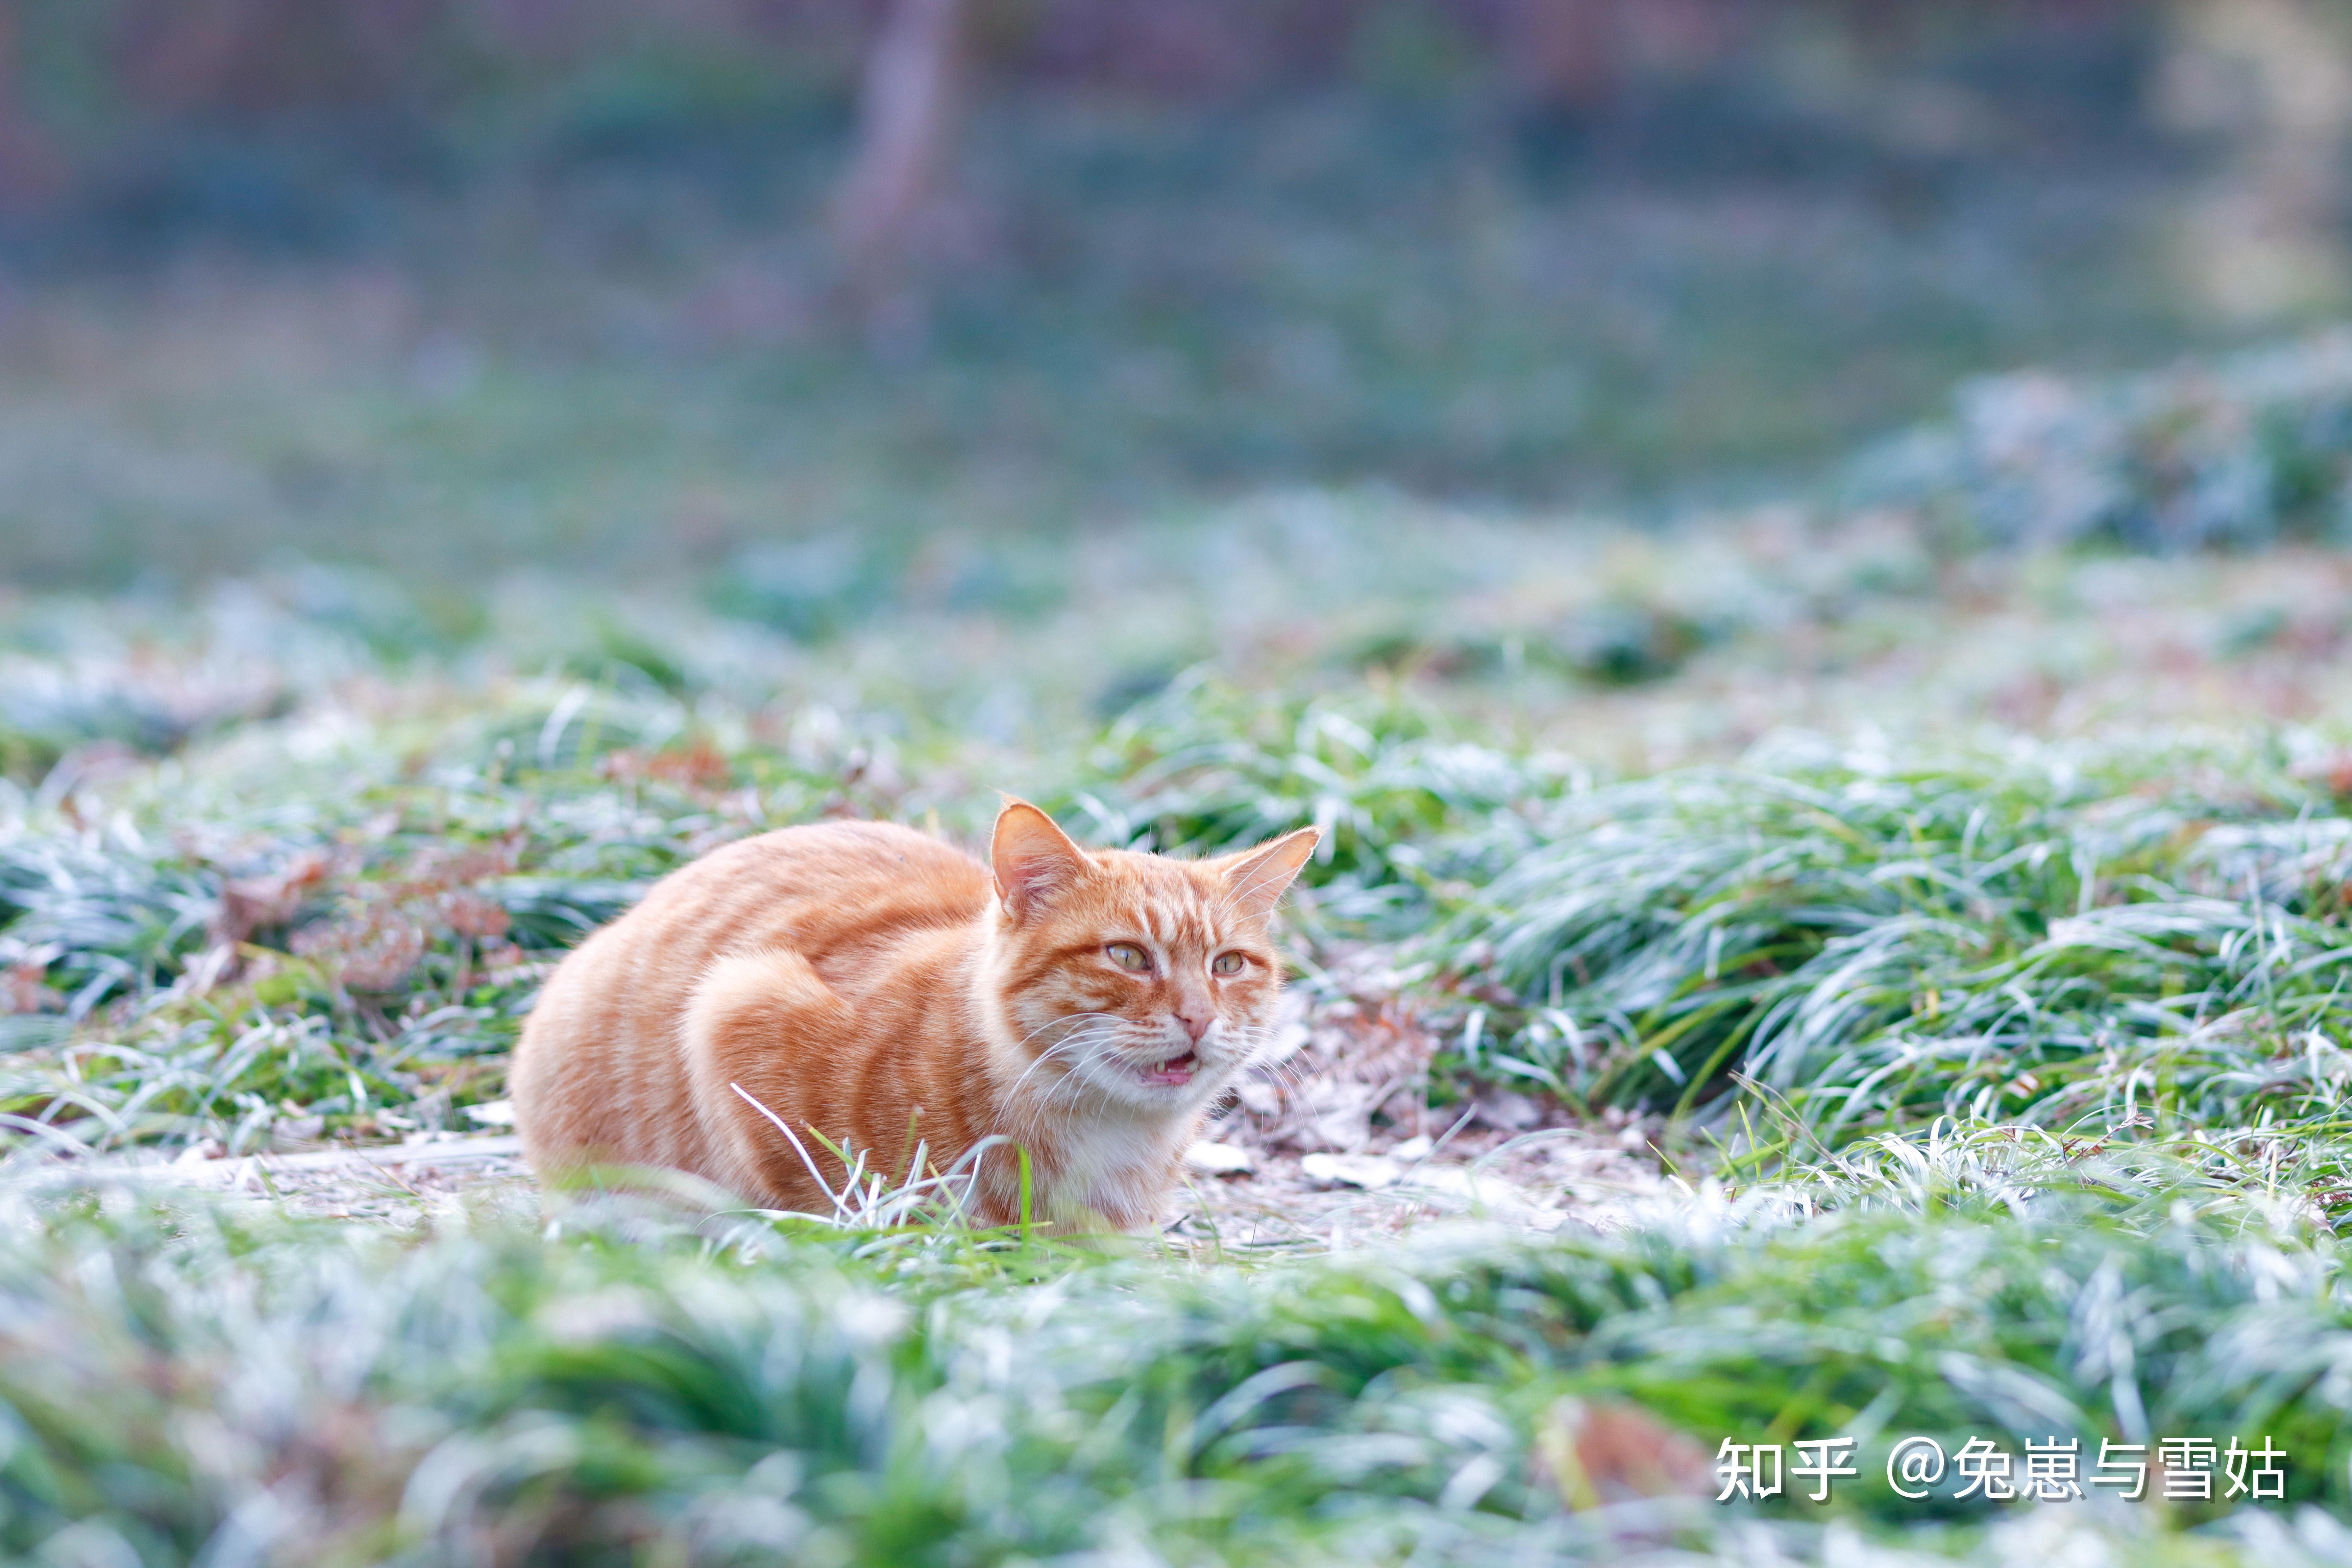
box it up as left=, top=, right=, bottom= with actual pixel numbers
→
left=3, top=0, right=2350, bottom=598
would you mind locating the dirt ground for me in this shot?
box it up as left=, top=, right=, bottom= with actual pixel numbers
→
left=80, top=1118, right=1668, bottom=1252
left=74, top=970, right=1670, bottom=1247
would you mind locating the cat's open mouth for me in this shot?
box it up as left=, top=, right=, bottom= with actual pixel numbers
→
left=1136, top=1050, right=1198, bottom=1087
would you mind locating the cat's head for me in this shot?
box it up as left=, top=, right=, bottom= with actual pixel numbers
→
left=981, top=800, right=1318, bottom=1114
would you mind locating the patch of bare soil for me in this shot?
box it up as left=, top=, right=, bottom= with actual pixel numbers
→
left=82, top=1134, right=542, bottom=1225
left=1168, top=1123, right=1670, bottom=1251
left=1167, top=957, right=1669, bottom=1249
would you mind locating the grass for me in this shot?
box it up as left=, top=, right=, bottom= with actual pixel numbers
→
left=7, top=325, right=2352, bottom=1559
left=1051, top=675, right=1571, bottom=935
left=0, top=677, right=866, bottom=1150
left=0, top=1163, right=2347, bottom=1565
left=1855, top=331, right=2352, bottom=552
left=0, top=614, right=2343, bottom=1563
left=1437, top=737, right=2352, bottom=1172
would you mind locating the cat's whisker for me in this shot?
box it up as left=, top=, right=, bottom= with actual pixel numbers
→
left=1008, top=1032, right=1124, bottom=1128
left=1007, top=1009, right=1122, bottom=1052
left=1249, top=1054, right=1314, bottom=1111
left=1012, top=1019, right=1158, bottom=1119
left=1024, top=1075, right=1107, bottom=1138
left=999, top=1020, right=1121, bottom=1105
left=995, top=1012, right=1128, bottom=1104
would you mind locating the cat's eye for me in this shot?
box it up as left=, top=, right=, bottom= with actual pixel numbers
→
left=1107, top=942, right=1152, bottom=973
left=1211, top=952, right=1245, bottom=976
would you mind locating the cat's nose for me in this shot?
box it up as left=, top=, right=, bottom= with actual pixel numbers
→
left=1176, top=1009, right=1212, bottom=1044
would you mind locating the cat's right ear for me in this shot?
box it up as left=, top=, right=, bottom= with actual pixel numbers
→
left=990, top=799, right=1089, bottom=920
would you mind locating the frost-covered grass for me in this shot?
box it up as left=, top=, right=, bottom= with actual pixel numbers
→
left=2, top=1167, right=2350, bottom=1567
left=7, top=439, right=2352, bottom=1558
left=1438, top=736, right=2352, bottom=1180
left=0, top=627, right=2341, bottom=1562
left=1856, top=330, right=2352, bottom=552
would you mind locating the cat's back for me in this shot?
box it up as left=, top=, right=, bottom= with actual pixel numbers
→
left=631, top=818, right=987, bottom=957
left=513, top=819, right=988, bottom=1170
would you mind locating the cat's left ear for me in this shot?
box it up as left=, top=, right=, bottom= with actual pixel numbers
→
left=991, top=799, right=1091, bottom=920
left=1216, top=827, right=1320, bottom=923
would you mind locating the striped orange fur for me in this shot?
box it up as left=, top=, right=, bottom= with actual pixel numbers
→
left=511, top=801, right=1318, bottom=1230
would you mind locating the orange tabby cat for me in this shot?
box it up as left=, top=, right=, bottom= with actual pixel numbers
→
left=511, top=801, right=1318, bottom=1230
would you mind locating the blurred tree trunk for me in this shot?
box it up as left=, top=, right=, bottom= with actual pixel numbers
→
left=831, top=0, right=966, bottom=330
